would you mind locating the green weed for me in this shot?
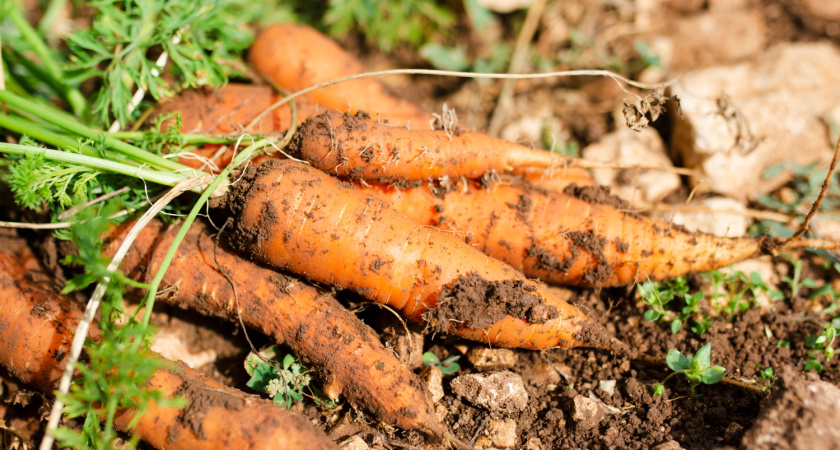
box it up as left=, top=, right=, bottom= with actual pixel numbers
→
left=653, top=343, right=727, bottom=397
left=245, top=346, right=337, bottom=409
left=421, top=351, right=461, bottom=374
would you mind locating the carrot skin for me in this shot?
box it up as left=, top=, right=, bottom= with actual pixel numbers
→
left=249, top=24, right=433, bottom=126
left=361, top=179, right=764, bottom=287
left=293, top=110, right=570, bottom=181
left=0, top=233, right=336, bottom=450
left=106, top=220, right=445, bottom=439
left=227, top=159, right=616, bottom=351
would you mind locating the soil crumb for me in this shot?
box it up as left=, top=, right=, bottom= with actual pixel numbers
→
left=740, top=365, right=840, bottom=450
left=564, top=183, right=632, bottom=210
left=426, top=272, right=559, bottom=333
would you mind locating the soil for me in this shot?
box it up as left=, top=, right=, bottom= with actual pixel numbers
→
left=3, top=1, right=840, bottom=449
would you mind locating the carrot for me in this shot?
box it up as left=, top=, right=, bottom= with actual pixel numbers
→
left=358, top=178, right=840, bottom=287
left=224, top=159, right=622, bottom=352
left=512, top=165, right=596, bottom=192
left=104, top=219, right=447, bottom=441
left=151, top=83, right=321, bottom=171
left=0, top=232, right=336, bottom=450
left=292, top=110, right=577, bottom=181
left=249, top=24, right=434, bottom=127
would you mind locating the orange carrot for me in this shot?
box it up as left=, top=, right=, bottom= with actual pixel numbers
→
left=292, top=110, right=576, bottom=181
left=225, top=159, right=622, bottom=352
left=513, top=165, right=596, bottom=192
left=0, top=232, right=336, bottom=450
left=105, top=220, right=447, bottom=441
left=151, top=83, right=321, bottom=171
left=358, top=178, right=840, bottom=287
left=249, top=24, right=434, bottom=127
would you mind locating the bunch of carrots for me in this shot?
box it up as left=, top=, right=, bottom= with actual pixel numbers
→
left=2, top=22, right=839, bottom=449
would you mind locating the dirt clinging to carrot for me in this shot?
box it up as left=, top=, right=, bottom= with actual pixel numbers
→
left=426, top=271, right=560, bottom=333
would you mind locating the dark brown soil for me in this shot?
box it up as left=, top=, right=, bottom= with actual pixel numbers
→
left=427, top=271, right=559, bottom=333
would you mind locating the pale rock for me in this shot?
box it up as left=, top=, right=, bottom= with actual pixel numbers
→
left=671, top=43, right=840, bottom=200
left=450, top=371, right=529, bottom=412
left=419, top=365, right=445, bottom=403
left=663, top=197, right=751, bottom=237
left=667, top=10, right=766, bottom=71
left=570, top=395, right=605, bottom=430
left=797, top=0, right=840, bottom=20
left=582, top=126, right=679, bottom=205
left=151, top=328, right=217, bottom=369
left=708, top=0, right=750, bottom=11
left=811, top=219, right=840, bottom=242
left=741, top=366, right=840, bottom=450
left=467, top=347, right=518, bottom=370
left=339, top=435, right=369, bottom=450
left=598, top=379, right=617, bottom=397
left=474, top=436, right=493, bottom=448
left=651, top=440, right=684, bottom=450
left=523, top=362, right=563, bottom=387
left=477, top=0, right=533, bottom=13
left=524, top=437, right=544, bottom=450
left=663, top=0, right=705, bottom=12
left=380, top=327, right=424, bottom=370
left=486, top=419, right=517, bottom=448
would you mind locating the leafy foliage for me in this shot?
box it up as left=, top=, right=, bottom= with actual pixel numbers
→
left=64, top=0, right=267, bottom=128
left=421, top=351, right=461, bottom=374
left=245, top=346, right=337, bottom=408
left=324, top=0, right=455, bottom=52
left=52, top=208, right=180, bottom=449
left=653, top=343, right=727, bottom=396
left=7, top=137, right=100, bottom=211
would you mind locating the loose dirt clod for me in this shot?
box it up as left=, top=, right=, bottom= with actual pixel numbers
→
left=450, top=371, right=529, bottom=413
left=740, top=366, right=840, bottom=450
left=427, top=271, right=559, bottom=333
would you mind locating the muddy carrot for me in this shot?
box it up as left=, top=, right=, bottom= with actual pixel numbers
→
left=249, top=23, right=434, bottom=127
left=359, top=178, right=839, bottom=287
left=0, top=232, right=336, bottom=450
left=291, top=110, right=577, bottom=181
left=224, top=159, right=622, bottom=352
left=151, top=83, right=320, bottom=171
left=104, top=219, right=447, bottom=441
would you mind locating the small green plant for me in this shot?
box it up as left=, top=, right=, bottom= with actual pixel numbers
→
left=325, top=0, right=455, bottom=52
left=653, top=343, right=727, bottom=396
left=639, top=276, right=710, bottom=334
left=778, top=253, right=817, bottom=299
left=245, top=346, right=337, bottom=409
left=755, top=364, right=776, bottom=391
left=421, top=351, right=461, bottom=374
left=803, top=317, right=840, bottom=373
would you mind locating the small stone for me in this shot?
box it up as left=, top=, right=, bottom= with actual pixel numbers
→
left=434, top=403, right=448, bottom=422
left=582, top=126, right=679, bottom=205
left=476, top=0, right=533, bottom=13
left=523, top=363, right=562, bottom=386
left=467, top=347, right=518, bottom=370
left=450, top=371, right=529, bottom=413
left=662, top=197, right=751, bottom=237
left=570, top=395, right=605, bottom=430
left=486, top=419, right=517, bottom=448
left=339, top=434, right=370, bottom=450
left=524, top=437, right=543, bottom=450
left=419, top=365, right=445, bottom=403
left=603, top=427, right=620, bottom=446
left=380, top=328, right=423, bottom=369
left=671, top=42, right=840, bottom=200
left=474, top=436, right=493, bottom=448
left=667, top=10, right=766, bottom=70
left=651, top=440, right=684, bottom=450
left=598, top=379, right=617, bottom=397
